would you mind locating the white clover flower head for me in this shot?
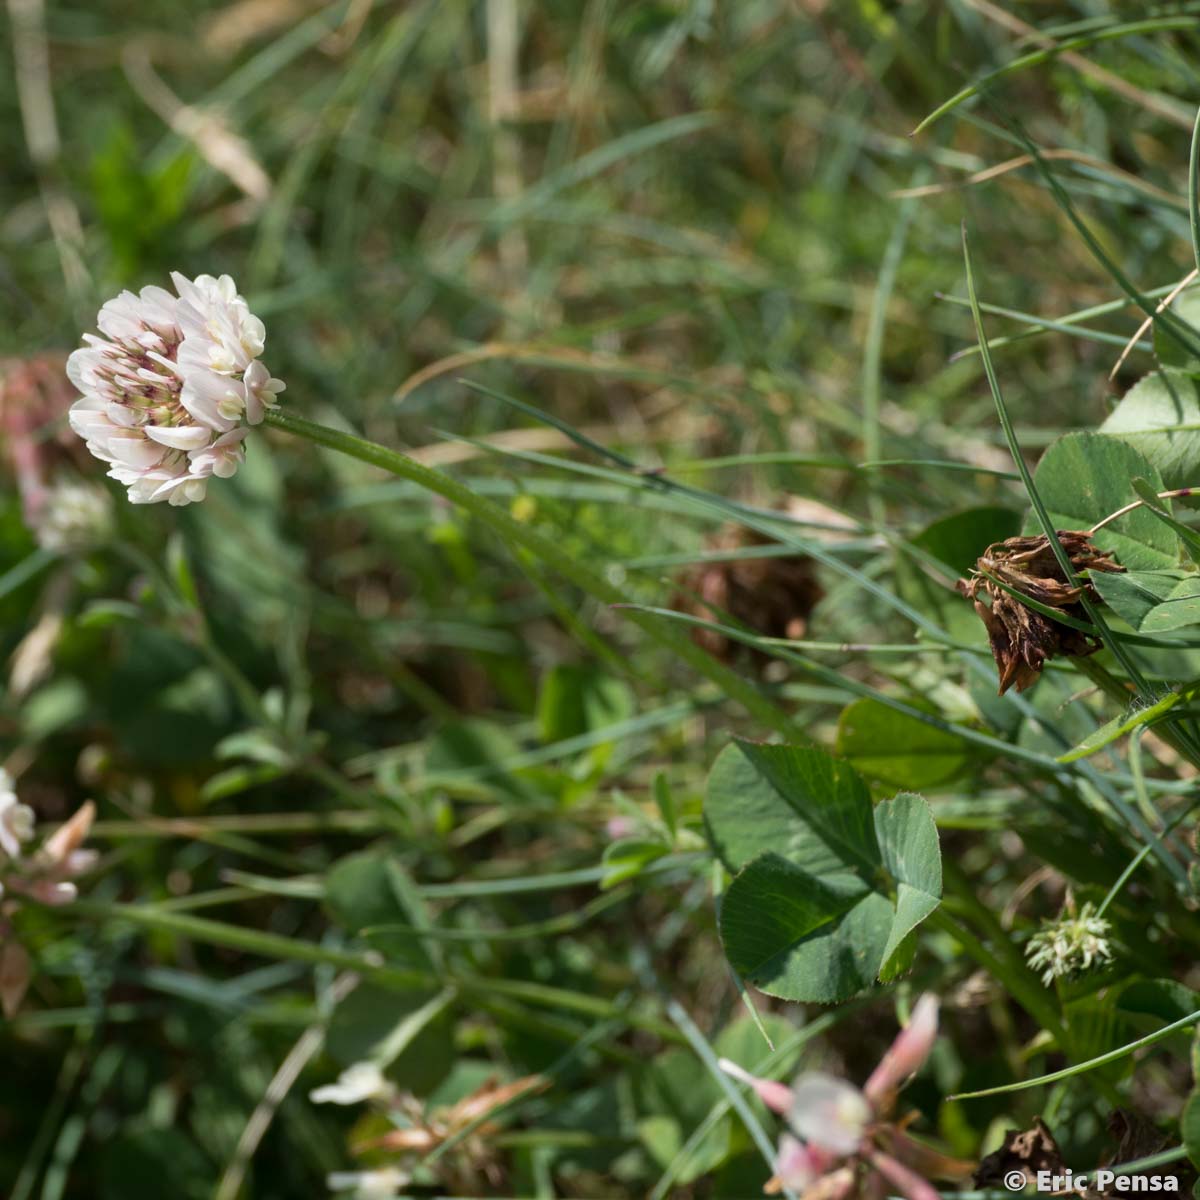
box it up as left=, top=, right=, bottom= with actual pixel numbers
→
left=66, top=273, right=284, bottom=506
left=309, top=1061, right=391, bottom=1106
left=33, top=478, right=113, bottom=553
left=1025, top=901, right=1115, bottom=986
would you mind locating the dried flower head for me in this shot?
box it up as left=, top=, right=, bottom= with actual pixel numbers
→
left=1025, top=900, right=1115, bottom=986
left=66, top=273, right=284, bottom=505
left=956, top=531, right=1124, bottom=694
left=676, top=525, right=824, bottom=662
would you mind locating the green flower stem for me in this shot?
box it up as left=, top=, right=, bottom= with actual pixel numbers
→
left=69, top=899, right=684, bottom=1045
left=1075, top=656, right=1200, bottom=775
left=263, top=408, right=796, bottom=738
left=90, top=811, right=392, bottom=838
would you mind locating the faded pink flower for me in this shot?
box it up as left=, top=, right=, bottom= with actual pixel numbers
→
left=720, top=995, right=967, bottom=1200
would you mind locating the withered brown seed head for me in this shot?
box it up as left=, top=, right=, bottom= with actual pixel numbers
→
left=956, top=530, right=1123, bottom=695
left=676, top=526, right=824, bottom=663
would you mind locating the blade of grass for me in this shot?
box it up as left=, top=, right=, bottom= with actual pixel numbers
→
left=263, top=408, right=797, bottom=738
left=665, top=997, right=796, bottom=1200
left=912, top=16, right=1199, bottom=135
left=1191, top=105, right=1200, bottom=276
left=960, top=223, right=1167, bottom=707
left=863, top=178, right=923, bottom=524
left=950, top=1004, right=1200, bottom=1100
left=1012, top=130, right=1200, bottom=365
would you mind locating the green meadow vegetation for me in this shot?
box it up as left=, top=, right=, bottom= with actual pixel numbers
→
left=6, top=2, right=1200, bottom=1197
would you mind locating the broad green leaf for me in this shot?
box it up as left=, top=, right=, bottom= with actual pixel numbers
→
left=732, top=740, right=882, bottom=876
left=1092, top=568, right=1200, bottom=632
left=836, top=698, right=972, bottom=790
left=638, top=1115, right=690, bottom=1175
left=709, top=745, right=941, bottom=1002
left=636, top=1013, right=799, bottom=1183
left=1153, top=290, right=1200, bottom=374
left=1058, top=689, right=1186, bottom=762
left=1131, top=475, right=1200, bottom=566
left=637, top=1049, right=730, bottom=1181
left=719, top=854, right=891, bottom=1003
left=1100, top=371, right=1200, bottom=490
left=874, top=792, right=942, bottom=974
left=1027, top=432, right=1176, bottom=569
left=878, top=930, right=918, bottom=983
left=908, top=506, right=1022, bottom=576
left=704, top=741, right=880, bottom=878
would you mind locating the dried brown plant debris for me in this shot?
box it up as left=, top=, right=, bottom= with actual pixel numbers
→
left=676, top=526, right=824, bottom=662
left=956, top=530, right=1124, bottom=695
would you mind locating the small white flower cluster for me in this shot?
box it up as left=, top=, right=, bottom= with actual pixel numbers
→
left=0, top=769, right=97, bottom=905
left=32, top=479, right=113, bottom=553
left=67, top=273, right=284, bottom=505
left=1025, top=901, right=1115, bottom=986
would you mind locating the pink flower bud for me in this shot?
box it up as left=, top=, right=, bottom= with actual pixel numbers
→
left=863, top=994, right=938, bottom=1111
left=717, top=1057, right=794, bottom=1114
left=41, top=801, right=95, bottom=866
